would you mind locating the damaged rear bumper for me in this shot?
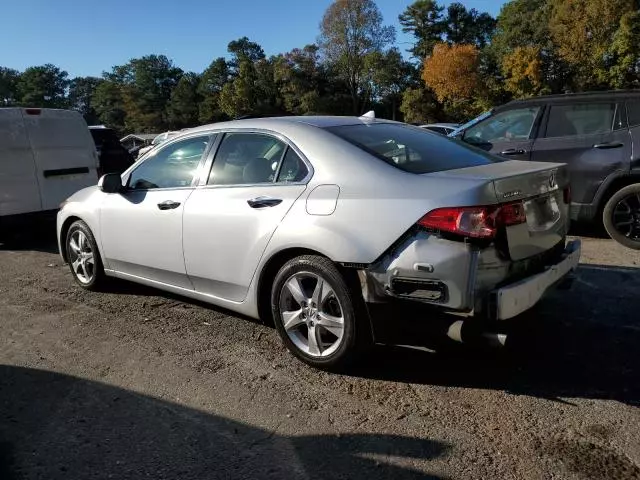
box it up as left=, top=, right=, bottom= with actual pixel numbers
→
left=358, top=233, right=580, bottom=347
left=360, top=232, right=580, bottom=319
left=488, top=239, right=580, bottom=320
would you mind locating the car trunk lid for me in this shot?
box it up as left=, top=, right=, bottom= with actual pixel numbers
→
left=428, top=160, right=570, bottom=260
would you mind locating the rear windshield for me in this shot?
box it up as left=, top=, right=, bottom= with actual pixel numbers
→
left=326, top=123, right=500, bottom=174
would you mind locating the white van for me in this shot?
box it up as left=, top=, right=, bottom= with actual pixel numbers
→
left=0, top=108, right=99, bottom=230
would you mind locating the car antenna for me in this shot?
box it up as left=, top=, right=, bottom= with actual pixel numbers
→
left=360, top=110, right=375, bottom=119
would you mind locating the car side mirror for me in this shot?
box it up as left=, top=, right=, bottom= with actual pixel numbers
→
left=98, top=173, right=123, bottom=193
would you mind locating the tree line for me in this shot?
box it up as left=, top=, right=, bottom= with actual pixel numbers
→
left=1, top=0, right=639, bottom=134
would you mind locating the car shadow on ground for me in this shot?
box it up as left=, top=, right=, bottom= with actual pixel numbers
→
left=0, top=224, right=59, bottom=254
left=0, top=366, right=449, bottom=480
left=569, top=222, right=609, bottom=239
left=351, top=263, right=640, bottom=407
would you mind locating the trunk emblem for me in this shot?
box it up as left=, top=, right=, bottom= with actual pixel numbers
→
left=549, top=173, right=556, bottom=188
left=503, top=190, right=522, bottom=199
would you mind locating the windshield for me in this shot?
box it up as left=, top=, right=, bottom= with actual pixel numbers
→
left=152, top=134, right=166, bottom=145
left=326, top=123, right=502, bottom=174
left=448, top=110, right=492, bottom=137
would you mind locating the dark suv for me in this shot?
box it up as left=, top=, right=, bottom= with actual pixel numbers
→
left=452, top=91, right=640, bottom=249
left=88, top=127, right=134, bottom=176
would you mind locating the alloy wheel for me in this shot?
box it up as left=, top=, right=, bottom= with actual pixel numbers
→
left=278, top=272, right=345, bottom=358
left=68, top=230, right=95, bottom=284
left=612, top=193, right=640, bottom=242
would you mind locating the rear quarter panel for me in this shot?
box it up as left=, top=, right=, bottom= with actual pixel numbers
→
left=257, top=123, right=502, bottom=266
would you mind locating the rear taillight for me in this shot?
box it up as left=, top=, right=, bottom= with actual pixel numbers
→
left=25, top=108, right=41, bottom=115
left=563, top=186, right=571, bottom=204
left=498, top=202, right=526, bottom=226
left=418, top=201, right=526, bottom=239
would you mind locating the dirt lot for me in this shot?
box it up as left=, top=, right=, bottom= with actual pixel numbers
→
left=1, top=231, right=640, bottom=479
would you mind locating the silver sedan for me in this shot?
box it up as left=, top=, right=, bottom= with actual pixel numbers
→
left=57, top=116, right=580, bottom=369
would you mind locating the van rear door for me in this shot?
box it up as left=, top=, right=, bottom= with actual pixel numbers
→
left=0, top=108, right=42, bottom=216
left=23, top=109, right=98, bottom=211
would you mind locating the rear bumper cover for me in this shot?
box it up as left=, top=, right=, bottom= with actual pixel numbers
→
left=488, top=239, right=581, bottom=320
left=362, top=233, right=580, bottom=318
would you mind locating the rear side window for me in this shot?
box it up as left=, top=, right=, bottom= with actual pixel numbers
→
left=326, top=123, right=501, bottom=174
left=208, top=133, right=286, bottom=185
left=545, top=104, right=616, bottom=138
left=277, top=148, right=309, bottom=182
left=627, top=100, right=640, bottom=127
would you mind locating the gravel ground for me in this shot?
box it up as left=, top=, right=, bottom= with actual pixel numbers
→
left=1, top=231, right=639, bottom=479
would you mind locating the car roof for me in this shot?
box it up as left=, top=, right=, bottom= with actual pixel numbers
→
left=500, top=90, right=640, bottom=110
left=186, top=116, right=397, bottom=135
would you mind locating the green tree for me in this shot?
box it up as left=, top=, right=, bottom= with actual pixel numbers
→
left=274, top=45, right=324, bottom=115
left=400, top=86, right=439, bottom=123
left=550, top=0, right=636, bottom=89
left=167, top=73, right=201, bottom=129
left=444, top=3, right=496, bottom=47
left=398, top=0, right=445, bottom=59
left=219, top=61, right=256, bottom=118
left=319, top=0, right=395, bottom=114
left=227, top=36, right=265, bottom=73
left=369, top=48, right=415, bottom=119
left=68, top=76, right=103, bottom=124
left=17, top=64, right=68, bottom=108
left=106, top=55, right=182, bottom=132
left=198, top=57, right=230, bottom=123
left=608, top=11, right=640, bottom=89
left=491, top=0, right=568, bottom=94
left=92, top=80, right=127, bottom=132
left=0, top=67, right=20, bottom=106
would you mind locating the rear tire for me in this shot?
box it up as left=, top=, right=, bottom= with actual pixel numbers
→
left=271, top=255, right=366, bottom=370
left=65, top=220, right=106, bottom=290
left=603, top=183, right=640, bottom=249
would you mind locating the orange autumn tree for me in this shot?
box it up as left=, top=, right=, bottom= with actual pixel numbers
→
left=501, top=46, right=545, bottom=98
left=422, top=43, right=480, bottom=103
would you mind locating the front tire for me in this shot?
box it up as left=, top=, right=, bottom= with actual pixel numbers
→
left=603, top=183, right=640, bottom=249
left=271, top=255, right=364, bottom=369
left=65, top=220, right=105, bottom=290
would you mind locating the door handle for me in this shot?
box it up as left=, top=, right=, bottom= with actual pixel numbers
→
left=247, top=196, right=282, bottom=208
left=500, top=148, right=527, bottom=156
left=157, top=200, right=181, bottom=210
left=593, top=142, right=623, bottom=149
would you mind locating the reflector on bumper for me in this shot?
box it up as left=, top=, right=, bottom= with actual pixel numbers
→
left=492, top=239, right=581, bottom=320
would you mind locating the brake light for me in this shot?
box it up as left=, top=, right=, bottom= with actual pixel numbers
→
left=498, top=202, right=526, bottom=226
left=418, top=201, right=526, bottom=239
left=25, top=108, right=41, bottom=115
left=563, top=186, right=571, bottom=204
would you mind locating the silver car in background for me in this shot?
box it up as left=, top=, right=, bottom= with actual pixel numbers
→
left=57, top=116, right=580, bottom=369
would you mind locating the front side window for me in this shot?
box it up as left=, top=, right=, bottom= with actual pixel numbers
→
left=464, top=107, right=541, bottom=145
left=128, top=135, right=210, bottom=190
left=327, top=123, right=501, bottom=174
left=545, top=103, right=616, bottom=138
left=208, top=133, right=286, bottom=185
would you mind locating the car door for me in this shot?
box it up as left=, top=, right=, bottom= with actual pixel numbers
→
left=99, top=134, right=213, bottom=288
left=461, top=105, right=543, bottom=160
left=529, top=102, right=631, bottom=206
left=182, top=131, right=311, bottom=302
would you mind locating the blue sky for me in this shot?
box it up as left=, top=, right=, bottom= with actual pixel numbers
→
left=1, top=0, right=506, bottom=78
